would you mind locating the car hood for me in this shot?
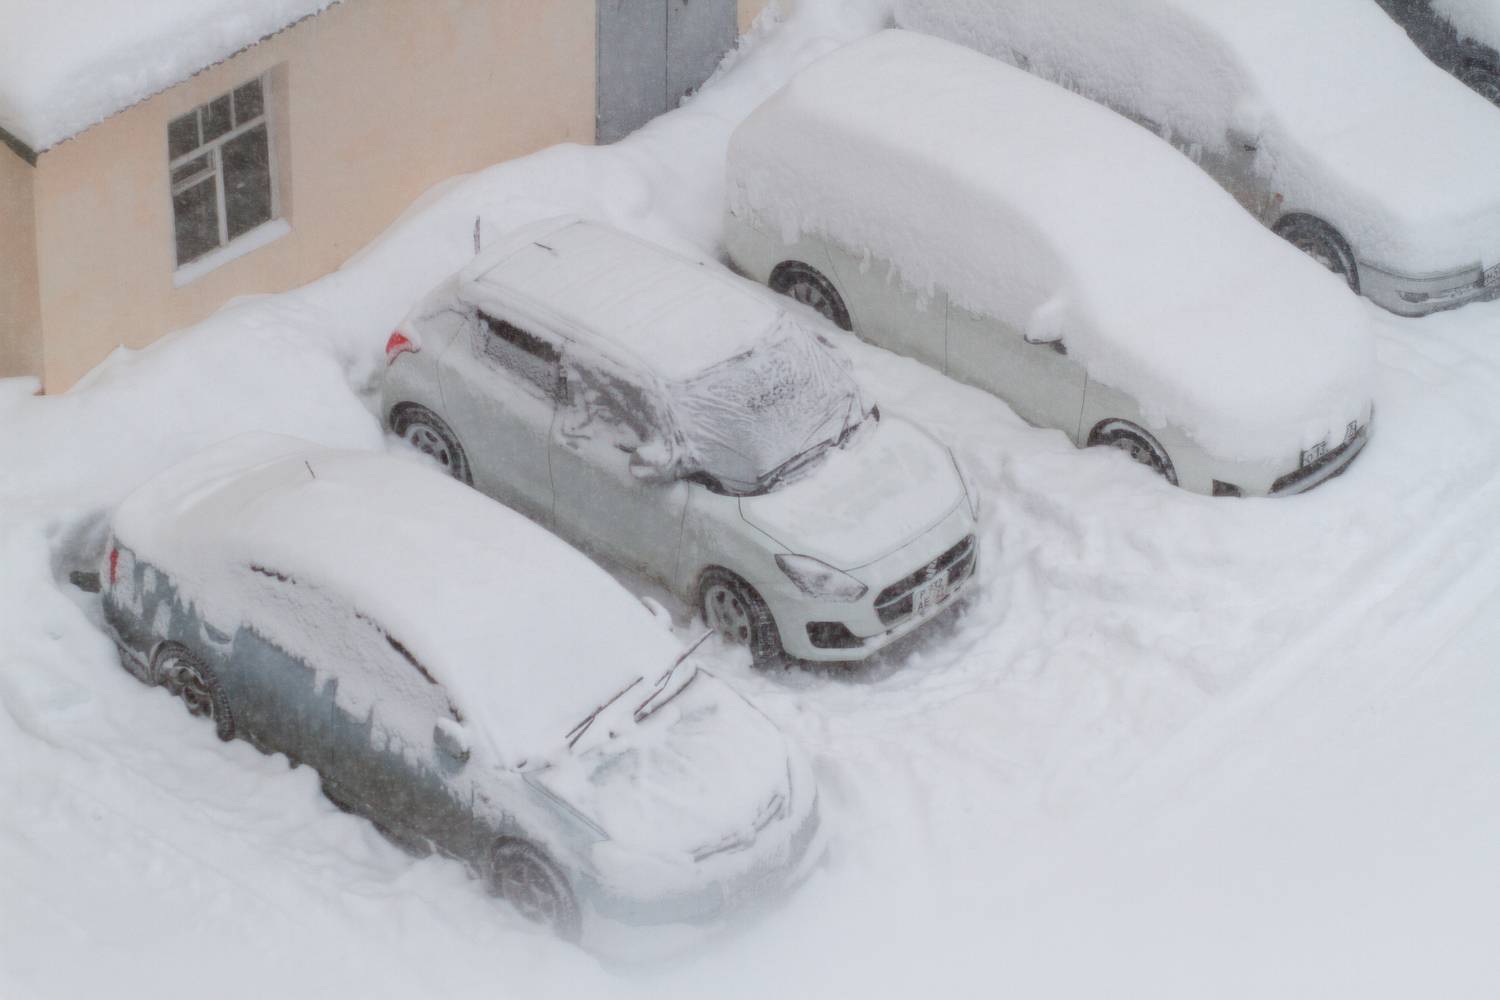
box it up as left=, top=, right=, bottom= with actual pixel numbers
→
left=737, top=416, right=966, bottom=570
left=529, top=673, right=796, bottom=863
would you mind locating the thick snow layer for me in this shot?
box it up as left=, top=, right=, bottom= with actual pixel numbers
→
left=111, top=435, right=682, bottom=764
left=895, top=0, right=1500, bottom=273
left=0, top=0, right=331, bottom=151
left=1434, top=0, right=1500, bottom=46
left=727, top=30, right=1374, bottom=462
left=4, top=1, right=1500, bottom=997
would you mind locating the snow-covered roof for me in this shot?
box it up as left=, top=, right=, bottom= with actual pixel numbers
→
left=727, top=30, right=1374, bottom=462
left=1433, top=0, right=1500, bottom=48
left=0, top=0, right=334, bottom=154
left=895, top=0, right=1500, bottom=273
left=111, top=434, right=682, bottom=764
left=464, top=219, right=785, bottom=381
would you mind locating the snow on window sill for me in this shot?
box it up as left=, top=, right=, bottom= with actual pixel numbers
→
left=173, top=218, right=291, bottom=289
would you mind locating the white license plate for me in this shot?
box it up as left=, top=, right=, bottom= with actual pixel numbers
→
left=1301, top=441, right=1328, bottom=467
left=1485, top=262, right=1500, bottom=286
left=913, top=573, right=950, bottom=617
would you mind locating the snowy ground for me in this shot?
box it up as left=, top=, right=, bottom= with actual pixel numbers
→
left=3, top=3, right=1499, bottom=997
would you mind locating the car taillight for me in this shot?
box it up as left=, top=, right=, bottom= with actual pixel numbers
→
left=385, top=331, right=417, bottom=365
left=108, top=547, right=119, bottom=586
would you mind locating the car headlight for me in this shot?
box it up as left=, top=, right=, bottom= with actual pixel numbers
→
left=949, top=449, right=981, bottom=520
left=774, top=554, right=868, bottom=602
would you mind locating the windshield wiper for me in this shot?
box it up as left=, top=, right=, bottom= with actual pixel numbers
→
left=566, top=676, right=643, bottom=750
left=635, top=629, right=713, bottom=723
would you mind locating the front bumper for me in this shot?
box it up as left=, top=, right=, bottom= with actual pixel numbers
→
left=1270, top=421, right=1370, bottom=496
left=765, top=502, right=979, bottom=662
left=1359, top=258, right=1500, bottom=317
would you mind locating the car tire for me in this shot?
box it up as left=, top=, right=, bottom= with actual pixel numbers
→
left=389, top=403, right=472, bottom=485
left=1459, top=65, right=1500, bottom=106
left=1087, top=419, right=1179, bottom=487
left=769, top=261, right=853, bottom=331
left=151, top=643, right=235, bottom=741
left=1272, top=214, right=1360, bottom=294
left=699, top=568, right=785, bottom=667
left=489, top=838, right=581, bottom=942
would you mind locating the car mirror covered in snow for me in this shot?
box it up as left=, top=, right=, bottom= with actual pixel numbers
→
left=433, top=716, right=471, bottom=765
left=626, top=440, right=678, bottom=483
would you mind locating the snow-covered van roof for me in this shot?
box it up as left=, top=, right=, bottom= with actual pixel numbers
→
left=111, top=434, right=682, bottom=764
left=727, top=30, right=1374, bottom=463
left=895, top=0, right=1500, bottom=273
left=0, top=0, right=333, bottom=154
left=463, top=219, right=786, bottom=381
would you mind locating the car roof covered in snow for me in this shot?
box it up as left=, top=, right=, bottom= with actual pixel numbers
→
left=110, top=433, right=682, bottom=764
left=894, top=0, right=1500, bottom=272
left=727, top=30, right=1373, bottom=464
left=0, top=1, right=332, bottom=153
left=461, top=219, right=788, bottom=381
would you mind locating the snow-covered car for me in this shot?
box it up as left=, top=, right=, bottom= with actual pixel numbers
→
left=382, top=218, right=978, bottom=665
left=895, top=0, right=1500, bottom=316
left=724, top=30, right=1375, bottom=498
left=99, top=434, right=823, bottom=949
left=1375, top=0, right=1500, bottom=106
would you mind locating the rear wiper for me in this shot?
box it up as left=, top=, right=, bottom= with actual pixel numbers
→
left=566, top=676, right=643, bottom=750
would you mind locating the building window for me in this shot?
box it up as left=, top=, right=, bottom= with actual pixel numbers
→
left=167, top=76, right=276, bottom=268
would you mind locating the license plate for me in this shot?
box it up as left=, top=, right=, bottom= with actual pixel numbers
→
left=913, top=573, right=950, bottom=617
left=1486, top=262, right=1500, bottom=287
left=1300, top=441, right=1328, bottom=467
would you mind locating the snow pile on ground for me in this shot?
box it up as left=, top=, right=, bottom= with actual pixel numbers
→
left=727, top=30, right=1373, bottom=461
left=0, top=0, right=332, bottom=151
left=4, top=0, right=1500, bottom=997
left=1434, top=0, right=1500, bottom=47
left=895, top=0, right=1500, bottom=272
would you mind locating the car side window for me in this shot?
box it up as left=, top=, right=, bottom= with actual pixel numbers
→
left=477, top=312, right=562, bottom=399
left=558, top=352, right=667, bottom=453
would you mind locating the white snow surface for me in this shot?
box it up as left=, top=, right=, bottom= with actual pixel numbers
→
left=895, top=0, right=1500, bottom=273
left=111, top=434, right=682, bottom=765
left=1434, top=0, right=1500, bottom=47
left=0, top=0, right=332, bottom=151
left=727, top=30, right=1374, bottom=462
left=4, top=2, right=1500, bottom=998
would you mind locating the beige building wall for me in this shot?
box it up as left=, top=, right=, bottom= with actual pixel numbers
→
left=0, top=148, right=41, bottom=382
left=30, top=0, right=596, bottom=391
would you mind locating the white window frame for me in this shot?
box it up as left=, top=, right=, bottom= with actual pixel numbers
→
left=168, top=73, right=282, bottom=274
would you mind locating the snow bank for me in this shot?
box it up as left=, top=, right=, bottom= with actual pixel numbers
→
left=1433, top=0, right=1500, bottom=47
left=0, top=0, right=332, bottom=151
left=727, top=30, right=1374, bottom=462
left=111, top=434, right=682, bottom=765
left=895, top=0, right=1500, bottom=273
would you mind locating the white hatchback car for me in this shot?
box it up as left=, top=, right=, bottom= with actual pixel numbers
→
left=896, top=0, right=1500, bottom=315
left=725, top=31, right=1375, bottom=498
left=100, top=434, right=823, bottom=949
left=382, top=219, right=978, bottom=664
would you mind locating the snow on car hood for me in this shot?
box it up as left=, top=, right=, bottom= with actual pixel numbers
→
left=529, top=672, right=796, bottom=863
left=727, top=30, right=1375, bottom=464
left=895, top=0, right=1500, bottom=273
left=736, top=415, right=965, bottom=570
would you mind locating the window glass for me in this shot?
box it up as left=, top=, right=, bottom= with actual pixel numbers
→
left=560, top=354, right=665, bottom=453
left=233, top=79, right=265, bottom=126
left=222, top=125, right=273, bottom=241
left=170, top=152, right=213, bottom=186
left=201, top=95, right=233, bottom=143
left=173, top=178, right=221, bottom=267
left=480, top=314, right=561, bottom=397
left=167, top=112, right=200, bottom=160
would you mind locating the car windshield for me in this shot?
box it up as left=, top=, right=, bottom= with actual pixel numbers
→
left=670, top=321, right=867, bottom=496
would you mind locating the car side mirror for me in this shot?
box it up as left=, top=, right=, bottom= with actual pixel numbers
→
left=625, top=442, right=678, bottom=483
left=1227, top=124, right=1260, bottom=154
left=434, top=718, right=470, bottom=766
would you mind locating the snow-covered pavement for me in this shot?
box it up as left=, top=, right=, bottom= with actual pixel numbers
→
left=3, top=3, right=1498, bottom=997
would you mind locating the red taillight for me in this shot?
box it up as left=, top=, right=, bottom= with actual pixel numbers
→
left=108, top=547, right=119, bottom=587
left=385, top=331, right=417, bottom=365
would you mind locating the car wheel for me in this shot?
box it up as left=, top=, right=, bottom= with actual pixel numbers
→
left=1460, top=65, right=1500, bottom=106
left=699, top=568, right=785, bottom=667
left=390, top=403, right=472, bottom=485
left=489, top=838, right=580, bottom=942
left=1272, top=214, right=1359, bottom=294
left=151, top=643, right=235, bottom=741
left=1087, top=420, right=1179, bottom=487
left=769, top=261, right=852, bottom=331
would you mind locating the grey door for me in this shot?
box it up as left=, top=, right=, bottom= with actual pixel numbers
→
left=597, top=0, right=737, bottom=143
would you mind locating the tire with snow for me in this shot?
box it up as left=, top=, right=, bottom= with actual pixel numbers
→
left=699, top=568, right=785, bottom=667
left=389, top=403, right=472, bottom=485
left=489, top=838, right=580, bottom=941
left=151, top=643, right=235, bottom=742
left=1087, top=420, right=1179, bottom=487
left=769, top=261, right=853, bottom=331
left=1459, top=65, right=1500, bottom=107
left=1272, top=214, right=1359, bottom=294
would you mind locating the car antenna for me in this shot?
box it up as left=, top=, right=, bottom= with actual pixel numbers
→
left=473, top=217, right=481, bottom=256
left=304, top=460, right=317, bottom=480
